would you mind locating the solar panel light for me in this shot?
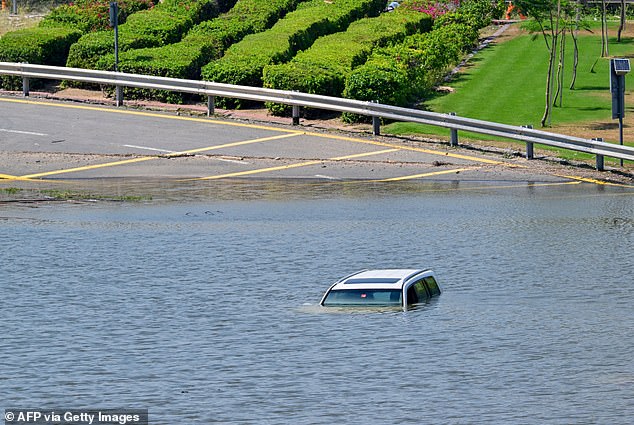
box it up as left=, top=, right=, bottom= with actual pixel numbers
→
left=613, top=58, right=630, bottom=76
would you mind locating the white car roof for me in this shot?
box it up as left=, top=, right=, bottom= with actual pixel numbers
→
left=331, top=269, right=431, bottom=290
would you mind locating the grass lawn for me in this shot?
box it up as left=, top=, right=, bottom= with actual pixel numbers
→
left=384, top=22, right=634, bottom=154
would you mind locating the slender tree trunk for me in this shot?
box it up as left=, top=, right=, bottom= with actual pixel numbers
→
left=570, top=29, right=579, bottom=89
left=542, top=7, right=559, bottom=127
left=603, top=1, right=608, bottom=55
left=542, top=45, right=556, bottom=126
left=555, top=29, right=566, bottom=107
left=618, top=0, right=627, bottom=42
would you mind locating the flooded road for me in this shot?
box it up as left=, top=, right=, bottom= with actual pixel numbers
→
left=1, top=181, right=633, bottom=424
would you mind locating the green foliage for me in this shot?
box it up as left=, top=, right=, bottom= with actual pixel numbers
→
left=0, top=0, right=154, bottom=84
left=201, top=0, right=385, bottom=108
left=436, top=0, right=496, bottom=29
left=0, top=26, right=82, bottom=89
left=383, top=31, right=634, bottom=144
left=66, top=0, right=229, bottom=69
left=100, top=0, right=305, bottom=102
left=39, top=0, right=155, bottom=33
left=263, top=9, right=433, bottom=115
left=342, top=0, right=492, bottom=122
left=99, top=40, right=208, bottom=102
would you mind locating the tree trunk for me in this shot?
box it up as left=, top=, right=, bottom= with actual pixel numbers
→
left=542, top=7, right=559, bottom=127
left=604, top=1, right=608, bottom=54
left=570, top=29, right=579, bottom=89
left=554, top=29, right=566, bottom=107
left=618, top=0, right=627, bottom=42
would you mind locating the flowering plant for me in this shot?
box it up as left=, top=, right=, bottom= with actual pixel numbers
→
left=403, top=0, right=460, bottom=18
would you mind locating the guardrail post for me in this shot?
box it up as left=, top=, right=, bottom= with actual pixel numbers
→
left=22, top=77, right=29, bottom=97
left=592, top=138, right=604, bottom=171
left=371, top=100, right=381, bottom=136
left=292, top=104, right=300, bottom=126
left=372, top=116, right=380, bottom=136
left=115, top=86, right=123, bottom=107
left=207, top=95, right=215, bottom=117
left=522, top=125, right=534, bottom=159
left=449, top=112, right=458, bottom=146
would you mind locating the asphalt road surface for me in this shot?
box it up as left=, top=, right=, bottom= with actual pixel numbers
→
left=0, top=96, right=631, bottom=189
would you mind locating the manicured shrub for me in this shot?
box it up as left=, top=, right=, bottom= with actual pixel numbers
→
left=341, top=1, right=491, bottom=122
left=263, top=9, right=433, bottom=115
left=66, top=0, right=230, bottom=69
left=0, top=27, right=83, bottom=90
left=200, top=0, right=385, bottom=108
left=0, top=0, right=154, bottom=88
left=343, top=54, right=411, bottom=108
left=39, top=0, right=155, bottom=33
left=98, top=0, right=305, bottom=102
left=432, top=0, right=497, bottom=29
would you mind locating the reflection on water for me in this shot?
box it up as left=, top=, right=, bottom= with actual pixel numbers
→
left=1, top=180, right=633, bottom=424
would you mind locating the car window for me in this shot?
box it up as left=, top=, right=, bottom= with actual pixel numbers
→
left=323, top=289, right=402, bottom=306
left=406, top=285, right=418, bottom=305
left=414, top=280, right=430, bottom=300
left=424, top=277, right=441, bottom=297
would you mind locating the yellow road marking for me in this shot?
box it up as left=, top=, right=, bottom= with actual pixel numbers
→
left=0, top=172, right=48, bottom=182
left=329, top=148, right=398, bottom=161
left=21, top=157, right=155, bottom=179
left=377, top=168, right=476, bottom=182
left=0, top=97, right=509, bottom=166
left=555, top=174, right=634, bottom=188
left=3, top=97, right=631, bottom=188
left=17, top=133, right=301, bottom=179
left=0, top=97, right=302, bottom=134
left=301, top=131, right=510, bottom=165
left=194, top=148, right=399, bottom=180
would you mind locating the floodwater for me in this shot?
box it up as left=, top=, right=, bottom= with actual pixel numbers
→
left=1, top=180, right=633, bottom=424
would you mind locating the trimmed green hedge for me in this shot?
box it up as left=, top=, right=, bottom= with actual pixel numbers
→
left=0, top=0, right=154, bottom=89
left=263, top=9, right=433, bottom=115
left=66, top=0, right=231, bottom=69
left=0, top=27, right=83, bottom=90
left=342, top=23, right=478, bottom=122
left=200, top=0, right=385, bottom=107
left=97, top=0, right=306, bottom=103
left=39, top=0, right=154, bottom=33
left=341, top=4, right=490, bottom=123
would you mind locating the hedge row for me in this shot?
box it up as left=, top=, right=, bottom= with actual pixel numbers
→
left=0, top=0, right=154, bottom=89
left=342, top=22, right=479, bottom=122
left=200, top=0, right=386, bottom=107
left=341, top=1, right=494, bottom=122
left=40, top=0, right=155, bottom=33
left=66, top=0, right=233, bottom=70
left=263, top=8, right=433, bottom=115
left=97, top=0, right=307, bottom=103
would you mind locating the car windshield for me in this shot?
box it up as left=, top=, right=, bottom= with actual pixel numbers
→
left=323, top=289, right=402, bottom=306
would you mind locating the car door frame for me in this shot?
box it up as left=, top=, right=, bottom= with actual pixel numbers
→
left=403, top=272, right=435, bottom=310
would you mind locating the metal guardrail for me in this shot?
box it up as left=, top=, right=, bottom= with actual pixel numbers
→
left=1, top=61, right=633, bottom=171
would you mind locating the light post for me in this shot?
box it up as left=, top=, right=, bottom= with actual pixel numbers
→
left=610, top=58, right=630, bottom=167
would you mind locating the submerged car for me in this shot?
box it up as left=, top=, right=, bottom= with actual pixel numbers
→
left=320, top=269, right=441, bottom=310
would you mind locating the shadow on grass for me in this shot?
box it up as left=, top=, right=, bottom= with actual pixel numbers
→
left=574, top=85, right=610, bottom=91
left=587, top=122, right=625, bottom=130
left=569, top=106, right=610, bottom=112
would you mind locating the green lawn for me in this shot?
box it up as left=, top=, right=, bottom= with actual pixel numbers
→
left=383, top=24, right=634, bottom=146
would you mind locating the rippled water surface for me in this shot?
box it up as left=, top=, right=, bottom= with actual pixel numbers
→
left=1, top=181, right=633, bottom=424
